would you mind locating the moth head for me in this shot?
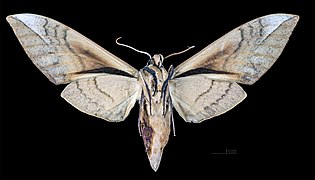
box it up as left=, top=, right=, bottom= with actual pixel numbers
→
left=151, top=54, right=164, bottom=68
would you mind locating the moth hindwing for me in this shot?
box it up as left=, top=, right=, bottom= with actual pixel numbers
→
left=7, top=13, right=299, bottom=171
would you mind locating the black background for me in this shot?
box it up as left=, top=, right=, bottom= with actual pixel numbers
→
left=0, top=0, right=314, bottom=179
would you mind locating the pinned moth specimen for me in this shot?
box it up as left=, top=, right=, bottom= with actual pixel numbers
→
left=7, top=13, right=299, bottom=171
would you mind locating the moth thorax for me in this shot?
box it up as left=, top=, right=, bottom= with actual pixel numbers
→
left=152, top=54, right=164, bottom=67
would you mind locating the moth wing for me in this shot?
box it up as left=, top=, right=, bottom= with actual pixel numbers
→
left=61, top=75, right=141, bottom=122
left=169, top=74, right=246, bottom=123
left=6, top=13, right=138, bottom=85
left=174, top=14, right=299, bottom=85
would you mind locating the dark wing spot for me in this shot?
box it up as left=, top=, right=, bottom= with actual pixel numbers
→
left=175, top=68, right=234, bottom=78
left=76, top=67, right=134, bottom=77
left=204, top=106, right=216, bottom=116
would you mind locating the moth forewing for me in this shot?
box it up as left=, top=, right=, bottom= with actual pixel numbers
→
left=173, top=14, right=299, bottom=85
left=6, top=14, right=138, bottom=85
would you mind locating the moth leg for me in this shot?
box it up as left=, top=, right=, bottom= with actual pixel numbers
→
left=138, top=116, right=142, bottom=136
left=171, top=113, right=176, bottom=136
left=171, top=102, right=176, bottom=136
left=138, top=94, right=144, bottom=136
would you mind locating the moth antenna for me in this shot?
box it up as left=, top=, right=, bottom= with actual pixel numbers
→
left=116, top=37, right=152, bottom=59
left=164, top=46, right=195, bottom=59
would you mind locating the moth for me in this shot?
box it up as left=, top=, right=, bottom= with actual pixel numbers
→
left=7, top=13, right=298, bottom=171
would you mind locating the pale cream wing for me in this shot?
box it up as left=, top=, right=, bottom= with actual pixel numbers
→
left=174, top=14, right=299, bottom=85
left=6, top=13, right=138, bottom=85
left=169, top=74, right=246, bottom=123
left=61, top=75, right=141, bottom=122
